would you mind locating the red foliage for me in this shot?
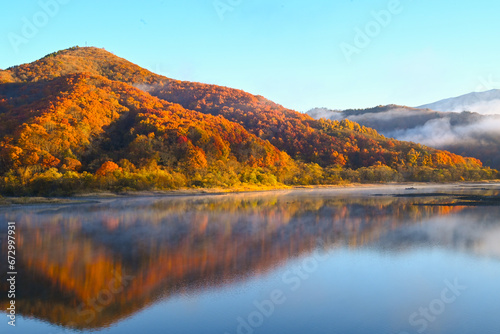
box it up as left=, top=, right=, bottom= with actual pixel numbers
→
left=96, top=161, right=121, bottom=176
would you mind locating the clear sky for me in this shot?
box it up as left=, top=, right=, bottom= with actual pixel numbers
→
left=1, top=0, right=500, bottom=111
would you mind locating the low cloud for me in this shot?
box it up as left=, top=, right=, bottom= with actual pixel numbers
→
left=386, top=116, right=500, bottom=147
left=308, top=108, right=343, bottom=121
left=446, top=99, right=500, bottom=115
left=308, top=106, right=500, bottom=168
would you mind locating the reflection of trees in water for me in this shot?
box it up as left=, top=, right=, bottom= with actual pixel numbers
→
left=0, top=194, right=466, bottom=329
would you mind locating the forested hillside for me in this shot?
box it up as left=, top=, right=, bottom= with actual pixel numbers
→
left=0, top=47, right=496, bottom=195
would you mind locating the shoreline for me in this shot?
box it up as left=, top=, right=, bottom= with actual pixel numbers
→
left=1, top=181, right=499, bottom=206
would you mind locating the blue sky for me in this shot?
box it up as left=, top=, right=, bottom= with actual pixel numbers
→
left=1, top=0, right=500, bottom=111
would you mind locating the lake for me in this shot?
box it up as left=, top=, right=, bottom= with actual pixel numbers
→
left=1, top=184, right=500, bottom=334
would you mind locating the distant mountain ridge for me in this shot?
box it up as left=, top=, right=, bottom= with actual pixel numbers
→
left=417, top=89, right=500, bottom=114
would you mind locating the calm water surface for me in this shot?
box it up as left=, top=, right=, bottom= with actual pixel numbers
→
left=1, top=184, right=500, bottom=334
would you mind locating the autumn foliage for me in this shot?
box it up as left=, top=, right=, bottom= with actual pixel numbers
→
left=0, top=47, right=496, bottom=195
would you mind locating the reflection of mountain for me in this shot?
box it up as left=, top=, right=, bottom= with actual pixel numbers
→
left=373, top=205, right=500, bottom=258
left=0, top=193, right=470, bottom=330
left=307, top=104, right=500, bottom=169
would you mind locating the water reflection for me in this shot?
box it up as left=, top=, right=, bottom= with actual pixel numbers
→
left=0, top=187, right=499, bottom=331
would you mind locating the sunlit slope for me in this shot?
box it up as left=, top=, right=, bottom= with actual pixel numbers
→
left=1, top=46, right=483, bottom=170
left=0, top=72, right=289, bottom=177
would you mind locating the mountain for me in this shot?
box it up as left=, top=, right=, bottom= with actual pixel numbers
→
left=417, top=89, right=500, bottom=114
left=307, top=105, right=500, bottom=169
left=0, top=72, right=291, bottom=190
left=0, top=47, right=495, bottom=195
